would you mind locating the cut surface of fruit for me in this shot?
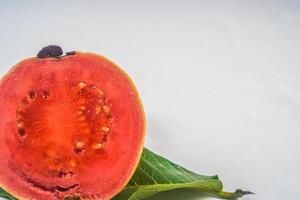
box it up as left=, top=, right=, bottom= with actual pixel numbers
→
left=0, top=51, right=145, bottom=200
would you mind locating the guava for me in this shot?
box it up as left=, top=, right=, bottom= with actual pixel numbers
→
left=0, top=46, right=146, bottom=200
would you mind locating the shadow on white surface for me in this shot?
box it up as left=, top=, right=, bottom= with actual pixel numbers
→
left=145, top=189, right=214, bottom=200
left=144, top=189, right=254, bottom=200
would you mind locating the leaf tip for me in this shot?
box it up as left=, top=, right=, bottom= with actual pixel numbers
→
left=235, top=189, right=254, bottom=195
left=212, top=174, right=220, bottom=180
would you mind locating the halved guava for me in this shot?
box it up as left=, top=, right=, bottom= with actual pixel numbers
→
left=0, top=51, right=146, bottom=200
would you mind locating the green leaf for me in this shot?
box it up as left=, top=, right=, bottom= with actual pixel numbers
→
left=0, top=188, right=17, bottom=200
left=0, top=148, right=252, bottom=200
left=113, top=148, right=252, bottom=200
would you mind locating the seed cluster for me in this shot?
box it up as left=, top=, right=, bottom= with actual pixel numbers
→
left=72, top=82, right=113, bottom=156
left=16, top=90, right=51, bottom=138
left=15, top=81, right=114, bottom=178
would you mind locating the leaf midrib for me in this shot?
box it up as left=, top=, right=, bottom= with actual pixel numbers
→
left=123, top=179, right=221, bottom=189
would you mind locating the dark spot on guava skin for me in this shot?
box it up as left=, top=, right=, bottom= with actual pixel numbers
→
left=37, top=45, right=63, bottom=58
left=41, top=90, right=49, bottom=99
left=64, top=196, right=81, bottom=200
left=74, top=147, right=83, bottom=155
left=18, top=128, right=26, bottom=137
left=28, top=91, right=36, bottom=99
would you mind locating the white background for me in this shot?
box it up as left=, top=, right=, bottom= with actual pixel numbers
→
left=0, top=1, right=299, bottom=200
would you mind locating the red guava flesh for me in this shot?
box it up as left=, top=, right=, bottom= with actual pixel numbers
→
left=0, top=52, right=146, bottom=200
